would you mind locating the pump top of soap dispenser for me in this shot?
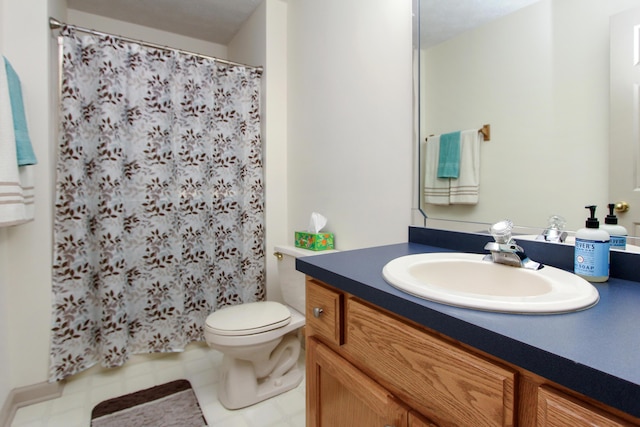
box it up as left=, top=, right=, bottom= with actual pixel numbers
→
left=605, top=203, right=619, bottom=224
left=584, top=205, right=599, bottom=228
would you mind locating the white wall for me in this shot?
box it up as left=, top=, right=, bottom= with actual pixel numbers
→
left=421, top=0, right=640, bottom=231
left=287, top=0, right=414, bottom=250
left=228, top=0, right=290, bottom=302
left=262, top=0, right=289, bottom=300
left=67, top=10, right=228, bottom=58
left=0, top=0, right=65, bottom=397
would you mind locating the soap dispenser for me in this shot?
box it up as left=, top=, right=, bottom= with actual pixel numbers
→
left=574, top=205, right=610, bottom=282
left=601, top=203, right=627, bottom=250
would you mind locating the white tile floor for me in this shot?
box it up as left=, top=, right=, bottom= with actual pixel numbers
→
left=10, top=342, right=306, bottom=427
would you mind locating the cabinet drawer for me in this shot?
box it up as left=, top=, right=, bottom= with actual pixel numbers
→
left=306, top=278, right=342, bottom=346
left=537, top=386, right=635, bottom=427
left=344, top=297, right=516, bottom=427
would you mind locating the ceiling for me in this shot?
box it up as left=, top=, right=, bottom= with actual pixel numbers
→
left=66, top=0, right=263, bottom=45
left=67, top=0, right=541, bottom=47
left=421, top=0, right=541, bottom=48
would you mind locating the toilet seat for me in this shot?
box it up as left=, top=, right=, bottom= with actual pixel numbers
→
left=205, top=301, right=291, bottom=336
left=205, top=304, right=304, bottom=348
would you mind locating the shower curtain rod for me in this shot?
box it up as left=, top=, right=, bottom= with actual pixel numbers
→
left=49, top=17, right=263, bottom=72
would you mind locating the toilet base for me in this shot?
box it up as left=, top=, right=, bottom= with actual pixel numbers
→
left=217, top=333, right=303, bottom=410
left=218, top=363, right=303, bottom=410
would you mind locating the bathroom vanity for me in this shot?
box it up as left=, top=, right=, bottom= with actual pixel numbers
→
left=298, top=227, right=640, bottom=427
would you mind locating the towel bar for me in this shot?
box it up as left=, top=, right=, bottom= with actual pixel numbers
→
left=426, top=124, right=491, bottom=142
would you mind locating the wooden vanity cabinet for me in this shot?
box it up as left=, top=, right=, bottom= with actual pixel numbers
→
left=305, top=279, right=343, bottom=346
left=409, top=412, right=439, bottom=427
left=306, top=337, right=439, bottom=427
left=306, top=278, right=513, bottom=427
left=305, top=277, right=640, bottom=427
left=536, top=386, right=635, bottom=427
left=343, top=297, right=515, bottom=426
left=306, top=338, right=410, bottom=427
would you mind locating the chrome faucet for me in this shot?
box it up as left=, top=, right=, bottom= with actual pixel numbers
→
left=536, top=215, right=568, bottom=243
left=483, top=220, right=543, bottom=270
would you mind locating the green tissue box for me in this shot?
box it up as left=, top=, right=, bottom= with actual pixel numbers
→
left=294, top=232, right=335, bottom=251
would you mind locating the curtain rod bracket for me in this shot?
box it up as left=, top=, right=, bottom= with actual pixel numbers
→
left=49, top=17, right=63, bottom=30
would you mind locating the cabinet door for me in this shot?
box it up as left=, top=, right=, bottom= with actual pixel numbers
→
left=537, top=386, right=635, bottom=427
left=344, top=297, right=515, bottom=427
left=306, top=337, right=408, bottom=427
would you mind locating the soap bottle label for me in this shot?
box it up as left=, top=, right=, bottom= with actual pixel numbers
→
left=574, top=238, right=610, bottom=277
left=610, top=235, right=627, bottom=250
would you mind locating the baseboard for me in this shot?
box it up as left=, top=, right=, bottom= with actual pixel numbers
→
left=0, top=381, right=63, bottom=427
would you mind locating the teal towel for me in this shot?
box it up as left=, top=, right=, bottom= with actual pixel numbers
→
left=4, top=57, right=36, bottom=166
left=437, top=131, right=461, bottom=178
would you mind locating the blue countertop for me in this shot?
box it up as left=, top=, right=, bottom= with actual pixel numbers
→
left=296, top=227, right=640, bottom=418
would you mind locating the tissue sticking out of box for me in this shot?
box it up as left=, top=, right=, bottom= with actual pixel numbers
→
left=295, top=212, right=334, bottom=251
left=308, top=212, right=327, bottom=233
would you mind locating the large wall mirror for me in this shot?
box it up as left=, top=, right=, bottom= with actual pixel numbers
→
left=416, top=0, right=640, bottom=243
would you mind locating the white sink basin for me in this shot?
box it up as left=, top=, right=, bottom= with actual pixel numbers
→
left=382, top=253, right=599, bottom=314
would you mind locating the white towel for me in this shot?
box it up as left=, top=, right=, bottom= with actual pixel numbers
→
left=423, top=135, right=451, bottom=205
left=0, top=56, right=34, bottom=226
left=449, top=129, right=481, bottom=205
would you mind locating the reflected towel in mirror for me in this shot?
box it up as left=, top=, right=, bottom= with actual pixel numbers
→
left=424, top=135, right=451, bottom=205
left=437, top=131, right=461, bottom=178
left=423, top=129, right=481, bottom=206
left=449, top=129, right=480, bottom=204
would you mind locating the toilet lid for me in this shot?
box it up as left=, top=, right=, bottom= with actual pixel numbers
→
left=205, top=301, right=292, bottom=336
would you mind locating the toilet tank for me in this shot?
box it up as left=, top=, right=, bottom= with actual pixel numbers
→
left=274, top=245, right=336, bottom=314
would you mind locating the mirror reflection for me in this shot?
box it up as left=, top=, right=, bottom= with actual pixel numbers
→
left=417, top=0, right=639, bottom=243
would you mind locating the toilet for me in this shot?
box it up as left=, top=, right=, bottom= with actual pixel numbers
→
left=204, top=244, right=333, bottom=409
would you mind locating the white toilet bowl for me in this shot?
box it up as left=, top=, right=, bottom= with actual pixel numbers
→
left=204, top=245, right=335, bottom=410
left=204, top=301, right=304, bottom=409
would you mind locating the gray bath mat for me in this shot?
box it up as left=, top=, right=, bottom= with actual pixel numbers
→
left=90, top=379, right=207, bottom=427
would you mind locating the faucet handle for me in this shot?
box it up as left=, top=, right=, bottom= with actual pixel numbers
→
left=489, top=220, right=514, bottom=244
left=537, top=215, right=568, bottom=242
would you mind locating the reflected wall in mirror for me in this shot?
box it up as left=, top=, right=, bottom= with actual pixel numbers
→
left=417, top=0, right=640, bottom=235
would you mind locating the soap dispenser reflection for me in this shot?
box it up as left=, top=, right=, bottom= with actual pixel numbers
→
left=601, top=203, right=627, bottom=250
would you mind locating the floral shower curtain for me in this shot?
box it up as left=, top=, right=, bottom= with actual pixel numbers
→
left=50, top=28, right=265, bottom=381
